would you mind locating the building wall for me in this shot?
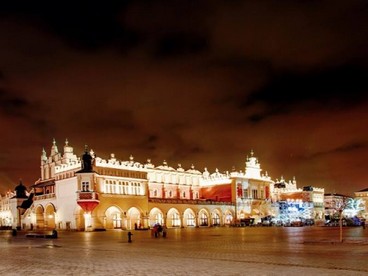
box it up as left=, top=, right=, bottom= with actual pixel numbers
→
left=0, top=140, right=329, bottom=230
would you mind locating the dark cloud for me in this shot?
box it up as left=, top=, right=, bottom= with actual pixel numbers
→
left=243, top=64, right=368, bottom=121
left=154, top=32, right=209, bottom=58
left=307, top=141, right=368, bottom=159
left=0, top=89, right=29, bottom=117
left=0, top=2, right=135, bottom=50
left=138, top=135, right=159, bottom=151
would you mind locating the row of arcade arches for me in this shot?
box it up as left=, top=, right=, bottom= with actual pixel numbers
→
left=103, top=206, right=234, bottom=230
left=24, top=204, right=234, bottom=231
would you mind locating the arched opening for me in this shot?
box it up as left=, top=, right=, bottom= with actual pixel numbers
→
left=224, top=210, right=234, bottom=225
left=45, top=204, right=56, bottom=229
left=183, top=208, right=196, bottom=227
left=105, top=206, right=122, bottom=229
left=35, top=205, right=44, bottom=229
left=149, top=207, right=164, bottom=227
left=198, top=209, right=209, bottom=226
left=167, top=208, right=180, bottom=227
left=126, top=207, right=141, bottom=230
left=211, top=210, right=221, bottom=226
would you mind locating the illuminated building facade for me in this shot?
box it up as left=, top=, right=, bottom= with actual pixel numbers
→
left=270, top=178, right=325, bottom=225
left=0, top=140, right=326, bottom=230
left=354, top=188, right=368, bottom=219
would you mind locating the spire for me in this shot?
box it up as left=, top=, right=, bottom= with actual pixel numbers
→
left=62, top=139, right=77, bottom=163
left=41, top=148, right=47, bottom=162
left=63, top=138, right=73, bottom=154
left=51, top=138, right=58, bottom=155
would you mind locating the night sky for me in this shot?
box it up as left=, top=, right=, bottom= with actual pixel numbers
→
left=1, top=1, right=368, bottom=196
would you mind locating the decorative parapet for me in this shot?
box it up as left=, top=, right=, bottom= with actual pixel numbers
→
left=230, top=171, right=273, bottom=182
left=54, top=161, right=81, bottom=173
left=149, top=198, right=235, bottom=206
left=95, top=157, right=146, bottom=171
left=274, top=187, right=303, bottom=193
left=77, top=191, right=99, bottom=200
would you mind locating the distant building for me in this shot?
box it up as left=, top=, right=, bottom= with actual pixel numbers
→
left=354, top=188, right=368, bottom=219
left=0, top=140, right=325, bottom=230
left=271, top=177, right=325, bottom=225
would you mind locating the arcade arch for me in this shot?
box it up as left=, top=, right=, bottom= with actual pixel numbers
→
left=211, top=209, right=222, bottom=226
left=45, top=203, right=56, bottom=229
left=198, top=209, right=209, bottom=226
left=167, top=208, right=181, bottom=227
left=126, top=207, right=142, bottom=230
left=149, top=207, right=164, bottom=227
left=35, top=205, right=44, bottom=229
left=183, top=208, right=196, bottom=227
left=224, top=209, right=234, bottom=225
left=105, top=206, right=122, bottom=229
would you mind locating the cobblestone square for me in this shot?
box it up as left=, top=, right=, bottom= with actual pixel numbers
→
left=1, top=226, right=368, bottom=275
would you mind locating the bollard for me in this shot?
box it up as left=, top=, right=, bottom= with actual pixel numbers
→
left=12, top=229, right=17, bottom=236
left=127, top=231, right=133, bottom=243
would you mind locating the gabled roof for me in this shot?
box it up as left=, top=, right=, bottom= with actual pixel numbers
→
left=356, top=187, right=368, bottom=192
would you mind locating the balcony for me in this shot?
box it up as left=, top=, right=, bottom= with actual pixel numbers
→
left=76, top=191, right=100, bottom=212
left=77, top=191, right=99, bottom=200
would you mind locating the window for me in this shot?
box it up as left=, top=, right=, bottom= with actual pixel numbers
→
left=212, top=213, right=220, bottom=226
left=137, top=183, right=142, bottom=195
left=252, top=189, right=258, bottom=199
left=118, top=182, right=123, bottom=194
left=186, top=213, right=195, bottom=227
left=82, top=181, right=89, bottom=192
left=243, top=189, right=248, bottom=198
left=200, top=213, right=208, bottom=226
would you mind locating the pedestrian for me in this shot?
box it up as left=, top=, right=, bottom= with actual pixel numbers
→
left=153, top=225, right=158, bottom=238
left=127, top=231, right=133, bottom=243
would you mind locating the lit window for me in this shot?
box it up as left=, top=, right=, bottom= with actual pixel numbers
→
left=212, top=213, right=220, bottom=226
left=186, top=213, right=195, bottom=226
left=200, top=212, right=208, bottom=226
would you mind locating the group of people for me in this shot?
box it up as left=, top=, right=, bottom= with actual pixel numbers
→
left=151, top=224, right=167, bottom=238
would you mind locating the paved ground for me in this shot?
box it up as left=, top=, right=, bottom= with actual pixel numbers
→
left=1, top=226, right=368, bottom=275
